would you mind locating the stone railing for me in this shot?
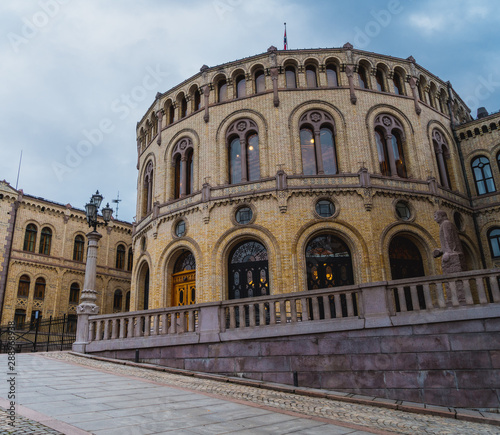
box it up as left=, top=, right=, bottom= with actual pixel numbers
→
left=85, top=269, right=500, bottom=351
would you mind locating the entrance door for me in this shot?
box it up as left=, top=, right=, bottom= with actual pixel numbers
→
left=172, top=270, right=196, bottom=306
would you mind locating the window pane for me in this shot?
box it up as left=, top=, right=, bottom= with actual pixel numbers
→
left=230, top=138, right=242, bottom=184
left=306, top=67, right=317, bottom=88
left=376, top=71, right=384, bottom=92
left=247, top=134, right=260, bottom=181
left=375, top=130, right=390, bottom=176
left=358, top=68, right=367, bottom=88
left=392, top=133, right=407, bottom=178
left=174, top=155, right=181, bottom=198
left=286, top=68, right=296, bottom=88
left=255, top=71, right=265, bottom=93
left=300, top=129, right=316, bottom=175
left=219, top=81, right=227, bottom=102
left=326, top=66, right=338, bottom=87
left=320, top=128, right=336, bottom=174
left=236, top=77, right=246, bottom=98
left=186, top=150, right=193, bottom=195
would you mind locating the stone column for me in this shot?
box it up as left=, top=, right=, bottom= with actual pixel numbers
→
left=73, top=231, right=102, bottom=353
left=436, top=149, right=450, bottom=189
left=385, top=134, right=398, bottom=177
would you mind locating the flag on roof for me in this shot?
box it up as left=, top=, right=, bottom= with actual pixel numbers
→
left=284, top=23, right=287, bottom=50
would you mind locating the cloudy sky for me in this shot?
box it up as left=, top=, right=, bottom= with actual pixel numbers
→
left=1, top=0, right=499, bottom=223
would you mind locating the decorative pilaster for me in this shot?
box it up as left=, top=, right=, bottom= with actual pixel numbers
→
left=345, top=65, right=357, bottom=105
left=409, top=77, right=422, bottom=115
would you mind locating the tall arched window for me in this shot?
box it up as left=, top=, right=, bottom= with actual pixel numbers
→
left=393, top=71, right=404, bottom=95
left=299, top=110, right=338, bottom=175
left=472, top=156, right=496, bottom=195
left=34, top=277, right=46, bottom=300
left=229, top=240, right=269, bottom=299
left=326, top=63, right=338, bottom=87
left=306, top=65, right=318, bottom=88
left=193, top=89, right=201, bottom=111
left=143, top=161, right=153, bottom=216
left=488, top=228, right=500, bottom=258
left=39, top=227, right=52, bottom=255
left=125, top=291, right=130, bottom=311
left=17, top=275, right=30, bottom=298
left=218, top=79, right=227, bottom=102
left=73, top=235, right=85, bottom=262
left=116, top=244, right=126, bottom=269
left=172, top=137, right=194, bottom=198
left=127, top=247, right=133, bottom=271
left=113, top=289, right=123, bottom=312
left=306, top=234, right=354, bottom=290
left=236, top=75, right=246, bottom=98
left=376, top=68, right=386, bottom=92
left=374, top=114, right=407, bottom=178
left=180, top=95, right=187, bottom=118
left=23, top=224, right=37, bottom=252
left=255, top=70, right=265, bottom=93
left=358, top=65, right=368, bottom=89
left=69, top=283, right=80, bottom=304
left=432, top=130, right=452, bottom=189
left=227, top=119, right=260, bottom=184
left=285, top=66, right=297, bottom=88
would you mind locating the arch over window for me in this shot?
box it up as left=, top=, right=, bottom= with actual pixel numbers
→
left=116, top=244, right=126, bottom=269
left=227, top=119, right=260, bottom=184
left=488, top=228, right=500, bottom=258
left=228, top=240, right=269, bottom=299
left=374, top=114, right=407, bottom=178
left=127, top=247, right=133, bottom=271
left=172, top=137, right=194, bottom=198
left=73, top=235, right=85, bottom=261
left=69, top=282, right=80, bottom=304
left=326, top=63, right=338, bottom=87
left=142, top=160, right=153, bottom=217
left=306, top=65, right=318, bottom=88
left=39, top=227, right=52, bottom=255
left=285, top=66, right=297, bottom=88
left=357, top=65, right=369, bottom=89
left=471, top=156, right=496, bottom=195
left=17, top=275, right=30, bottom=298
left=113, top=289, right=123, bottom=312
left=174, top=251, right=196, bottom=272
left=34, top=277, right=46, bottom=300
left=305, top=234, right=354, bottom=290
left=255, top=70, right=265, bottom=93
left=23, top=224, right=37, bottom=252
left=218, top=78, right=228, bottom=102
left=432, top=130, right=452, bottom=189
left=299, top=110, right=338, bottom=175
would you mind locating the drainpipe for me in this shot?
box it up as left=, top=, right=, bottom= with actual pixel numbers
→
left=447, top=81, right=486, bottom=269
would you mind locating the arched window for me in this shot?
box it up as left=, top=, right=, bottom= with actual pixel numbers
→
left=376, top=68, right=386, bottom=92
left=305, top=234, right=354, bottom=290
left=393, top=72, right=404, bottom=95
left=285, top=66, right=297, bottom=88
left=326, top=63, right=338, bottom=87
left=418, top=76, right=426, bottom=102
left=374, top=114, right=407, bottom=178
left=172, top=137, right=194, bottom=198
left=218, top=79, right=228, bottom=102
left=432, top=130, right=452, bottom=189
left=14, top=309, right=26, bottom=329
left=23, top=224, right=37, bottom=252
left=73, top=235, right=85, bottom=262
left=228, top=240, right=269, bottom=299
left=125, top=291, right=130, bottom=311
left=193, top=89, right=201, bottom=111
left=17, top=275, right=30, bottom=298
left=471, top=156, right=496, bottom=195
left=168, top=102, right=175, bottom=124
left=69, top=283, right=79, bottom=304
left=39, top=227, right=52, bottom=255
left=113, top=289, right=123, bottom=312
left=174, top=251, right=196, bottom=272
left=116, top=244, right=126, bottom=269
left=236, top=75, right=246, bottom=98
left=227, top=119, right=260, bottom=184
left=299, top=110, right=338, bottom=175
left=358, top=65, right=368, bottom=89
left=180, top=96, right=187, bottom=118
left=143, top=161, right=153, bottom=216
left=255, top=70, right=265, bottom=93
left=34, top=277, right=46, bottom=300
left=488, top=228, right=500, bottom=258
left=127, top=247, right=133, bottom=272
left=306, top=65, right=318, bottom=88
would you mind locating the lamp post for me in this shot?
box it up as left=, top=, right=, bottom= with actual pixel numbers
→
left=73, top=191, right=113, bottom=353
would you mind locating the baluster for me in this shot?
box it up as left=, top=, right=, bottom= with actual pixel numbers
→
left=436, top=283, right=446, bottom=308
left=152, top=315, right=159, bottom=335
left=311, top=297, right=320, bottom=320
left=279, top=300, right=286, bottom=323
left=89, top=321, right=95, bottom=342
left=269, top=301, right=277, bottom=324
left=334, top=294, right=342, bottom=318
left=397, top=287, right=407, bottom=312
left=145, top=315, right=152, bottom=336
left=249, top=304, right=255, bottom=327
left=346, top=293, right=354, bottom=317
left=128, top=317, right=134, bottom=338
left=119, top=318, right=126, bottom=339
left=462, top=280, right=474, bottom=305
left=423, top=283, right=433, bottom=310
left=322, top=295, right=332, bottom=319
left=160, top=314, right=167, bottom=335
left=240, top=304, right=247, bottom=328
left=448, top=281, right=459, bottom=306
left=259, top=303, right=265, bottom=326
left=489, top=275, right=500, bottom=302
left=300, top=298, right=309, bottom=321
left=95, top=320, right=102, bottom=341
left=290, top=299, right=297, bottom=323
left=409, top=285, right=420, bottom=311
left=135, top=316, right=142, bottom=337
left=111, top=319, right=118, bottom=339
left=169, top=314, right=177, bottom=334
left=229, top=306, right=236, bottom=329
left=188, top=310, right=195, bottom=332
left=475, top=277, right=488, bottom=304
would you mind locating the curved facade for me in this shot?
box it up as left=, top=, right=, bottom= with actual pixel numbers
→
left=130, top=44, right=499, bottom=311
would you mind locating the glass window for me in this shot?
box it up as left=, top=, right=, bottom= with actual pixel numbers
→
left=116, top=244, right=126, bottom=269
left=229, top=241, right=268, bottom=299
left=358, top=66, right=368, bottom=89
left=236, top=75, right=246, bottom=98
left=39, top=227, right=52, bottom=255
left=127, top=247, right=133, bottom=271
left=391, top=131, right=407, bottom=178
left=320, top=128, right=336, bottom=175
left=393, top=73, right=403, bottom=95
left=306, top=66, right=317, bottom=88
left=235, top=206, right=253, bottom=224
left=23, top=224, right=37, bottom=252
left=285, top=66, right=297, bottom=88
left=14, top=309, right=26, bottom=329
left=472, top=156, right=496, bottom=195
left=69, top=283, right=79, bottom=304
left=300, top=128, right=316, bottom=175
left=194, top=89, right=201, bottom=111
left=125, top=291, right=130, bottom=311
left=453, top=212, right=464, bottom=231
left=113, top=290, right=123, bottom=311
left=174, top=154, right=181, bottom=199
left=316, top=200, right=335, bottom=218
left=247, top=134, right=260, bottom=182
left=395, top=201, right=411, bottom=220
left=34, top=277, right=45, bottom=300
left=326, top=64, right=338, bottom=87
left=230, top=137, right=242, bottom=184
left=375, top=129, right=390, bottom=176
left=17, top=275, right=30, bottom=298
left=174, top=251, right=196, bottom=272
left=255, top=70, right=265, bottom=93
left=73, top=235, right=84, bottom=261
left=488, top=228, right=500, bottom=258
left=218, top=79, right=227, bottom=102
left=175, top=220, right=186, bottom=237
left=180, top=96, right=187, bottom=118
left=376, top=69, right=385, bottom=92
left=186, top=149, right=193, bottom=195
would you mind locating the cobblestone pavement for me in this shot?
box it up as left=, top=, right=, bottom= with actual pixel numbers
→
left=43, top=352, right=499, bottom=435
left=0, top=406, right=63, bottom=434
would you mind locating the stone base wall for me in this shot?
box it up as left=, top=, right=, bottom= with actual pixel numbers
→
left=92, top=316, right=500, bottom=409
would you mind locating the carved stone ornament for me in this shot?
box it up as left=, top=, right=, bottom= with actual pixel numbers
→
left=237, top=121, right=247, bottom=131
left=382, top=116, right=392, bottom=126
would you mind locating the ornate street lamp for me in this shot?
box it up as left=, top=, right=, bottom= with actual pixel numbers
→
left=73, top=191, right=113, bottom=353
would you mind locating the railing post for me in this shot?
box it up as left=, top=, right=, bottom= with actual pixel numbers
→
left=489, top=275, right=500, bottom=302
left=360, top=283, right=391, bottom=328
left=199, top=304, right=221, bottom=343
left=46, top=316, right=52, bottom=351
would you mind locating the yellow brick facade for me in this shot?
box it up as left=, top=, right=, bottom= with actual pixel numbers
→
left=0, top=182, right=132, bottom=325
left=131, top=47, right=499, bottom=310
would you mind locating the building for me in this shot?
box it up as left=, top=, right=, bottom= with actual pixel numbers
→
left=130, top=44, right=500, bottom=310
left=0, top=181, right=133, bottom=327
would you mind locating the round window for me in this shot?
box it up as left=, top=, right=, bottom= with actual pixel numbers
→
left=395, top=201, right=411, bottom=220
left=315, top=199, right=335, bottom=218
left=175, top=220, right=186, bottom=237
left=235, top=206, right=253, bottom=224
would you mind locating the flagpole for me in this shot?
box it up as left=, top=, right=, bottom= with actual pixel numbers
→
left=284, top=22, right=287, bottom=50
left=15, top=150, right=23, bottom=190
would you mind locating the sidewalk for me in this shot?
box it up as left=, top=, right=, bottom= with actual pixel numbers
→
left=0, top=352, right=498, bottom=434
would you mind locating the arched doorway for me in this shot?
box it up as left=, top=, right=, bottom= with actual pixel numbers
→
left=172, top=251, right=196, bottom=306
left=137, top=262, right=150, bottom=310
left=228, top=240, right=269, bottom=299
left=305, top=234, right=354, bottom=289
